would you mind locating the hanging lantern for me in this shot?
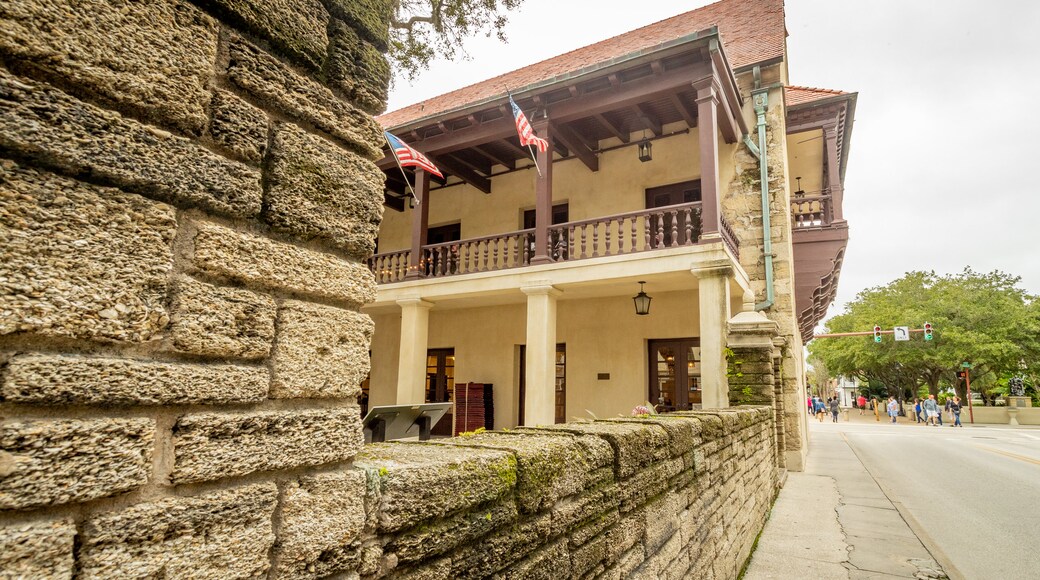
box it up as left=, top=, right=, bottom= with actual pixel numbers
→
left=633, top=281, right=652, bottom=315
left=638, top=135, right=652, bottom=162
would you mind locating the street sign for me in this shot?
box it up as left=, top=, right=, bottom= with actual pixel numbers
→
left=961, top=362, right=972, bottom=369
left=893, top=326, right=910, bottom=341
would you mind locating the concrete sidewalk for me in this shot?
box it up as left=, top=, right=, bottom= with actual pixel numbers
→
left=742, top=425, right=951, bottom=580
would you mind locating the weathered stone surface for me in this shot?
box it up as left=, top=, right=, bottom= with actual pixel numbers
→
left=442, top=431, right=613, bottom=514
left=208, top=90, right=269, bottom=164
left=391, top=498, right=518, bottom=563
left=0, top=418, right=153, bottom=509
left=172, top=407, right=363, bottom=483
left=0, top=0, right=218, bottom=135
left=492, top=539, right=569, bottom=580
left=608, top=415, right=702, bottom=458
left=0, top=162, right=176, bottom=342
left=79, top=483, right=277, bottom=579
left=276, top=470, right=367, bottom=578
left=266, top=122, right=383, bottom=258
left=0, top=69, right=263, bottom=218
left=170, top=276, right=277, bottom=359
left=190, top=220, right=376, bottom=306
left=202, top=0, right=328, bottom=69
left=326, top=0, right=392, bottom=50
left=549, top=482, right=621, bottom=538
left=530, top=421, right=671, bottom=478
left=450, top=513, right=551, bottom=580
left=272, top=300, right=373, bottom=398
left=225, top=36, right=382, bottom=158
left=2, top=354, right=268, bottom=405
left=355, top=443, right=516, bottom=533
left=0, top=519, right=75, bottom=579
left=326, top=20, right=390, bottom=114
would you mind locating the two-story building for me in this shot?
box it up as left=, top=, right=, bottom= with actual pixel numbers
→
left=363, top=0, right=856, bottom=470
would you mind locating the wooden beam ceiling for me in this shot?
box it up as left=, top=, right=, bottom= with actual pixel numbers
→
left=432, top=155, right=491, bottom=194
left=551, top=122, right=598, bottom=172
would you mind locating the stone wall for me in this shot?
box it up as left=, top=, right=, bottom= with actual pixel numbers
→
left=0, top=0, right=389, bottom=577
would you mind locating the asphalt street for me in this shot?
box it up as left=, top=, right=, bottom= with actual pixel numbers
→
left=841, top=417, right=1040, bottom=580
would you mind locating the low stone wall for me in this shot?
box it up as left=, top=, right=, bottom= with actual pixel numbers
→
left=330, top=407, right=778, bottom=579
left=963, top=406, right=1040, bottom=426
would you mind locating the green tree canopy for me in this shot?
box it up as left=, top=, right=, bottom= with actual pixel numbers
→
left=390, top=0, right=525, bottom=81
left=809, top=269, right=1040, bottom=405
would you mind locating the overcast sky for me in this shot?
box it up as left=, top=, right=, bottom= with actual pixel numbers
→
left=386, top=0, right=1040, bottom=327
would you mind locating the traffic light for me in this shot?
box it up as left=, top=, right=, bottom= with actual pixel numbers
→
left=873, top=325, right=882, bottom=343
left=923, top=322, right=933, bottom=341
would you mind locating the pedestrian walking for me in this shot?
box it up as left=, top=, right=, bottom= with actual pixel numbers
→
left=951, top=396, right=963, bottom=427
left=808, top=396, right=813, bottom=414
left=886, top=397, right=899, bottom=423
left=815, top=397, right=826, bottom=422
left=914, top=398, right=923, bottom=423
left=857, top=394, right=867, bottom=415
left=922, top=395, right=940, bottom=426
left=829, top=397, right=840, bottom=423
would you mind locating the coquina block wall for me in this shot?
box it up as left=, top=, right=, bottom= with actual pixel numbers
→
left=0, top=2, right=781, bottom=578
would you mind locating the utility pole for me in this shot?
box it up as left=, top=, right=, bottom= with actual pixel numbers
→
left=962, top=362, right=975, bottom=424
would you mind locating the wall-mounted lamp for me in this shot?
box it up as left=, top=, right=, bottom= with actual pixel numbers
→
left=638, top=131, right=652, bottom=162
left=633, top=281, right=652, bottom=315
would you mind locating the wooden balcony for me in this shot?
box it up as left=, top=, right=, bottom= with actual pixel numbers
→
left=368, top=202, right=739, bottom=284
left=791, top=187, right=849, bottom=341
left=790, top=189, right=835, bottom=229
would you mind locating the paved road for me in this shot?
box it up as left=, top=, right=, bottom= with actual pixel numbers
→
left=837, top=417, right=1040, bottom=579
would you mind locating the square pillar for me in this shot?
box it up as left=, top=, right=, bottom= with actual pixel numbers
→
left=404, top=170, right=430, bottom=280
left=521, top=282, right=561, bottom=425
left=693, top=75, right=722, bottom=237
left=692, top=262, right=732, bottom=408
left=531, top=119, right=553, bottom=265
left=396, top=297, right=433, bottom=404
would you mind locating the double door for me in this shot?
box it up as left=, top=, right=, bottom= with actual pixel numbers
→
left=648, top=338, right=701, bottom=412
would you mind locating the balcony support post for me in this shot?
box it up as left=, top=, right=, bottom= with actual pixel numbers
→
left=823, top=123, right=845, bottom=224
left=531, top=118, right=554, bottom=265
left=693, top=262, right=732, bottom=409
left=395, top=297, right=434, bottom=404
left=694, top=74, right=723, bottom=238
left=405, top=169, right=430, bottom=280
left=521, top=282, right=561, bottom=425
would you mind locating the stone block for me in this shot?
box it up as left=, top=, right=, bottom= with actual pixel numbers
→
left=0, top=418, right=153, bottom=509
left=355, top=442, right=516, bottom=533
left=170, top=276, right=277, bottom=359
left=440, top=431, right=613, bottom=514
left=325, top=0, right=392, bottom=50
left=79, top=483, right=277, bottom=579
left=390, top=498, right=518, bottom=564
left=265, top=123, right=383, bottom=258
left=0, top=69, right=262, bottom=218
left=0, top=162, right=176, bottom=342
left=326, top=20, right=390, bottom=114
left=190, top=220, right=376, bottom=306
left=530, top=421, right=670, bottom=478
left=201, top=0, right=329, bottom=69
left=644, top=491, right=683, bottom=552
left=0, top=0, right=218, bottom=135
left=450, top=513, right=552, bottom=580
left=208, top=90, right=269, bottom=164
left=276, top=470, right=367, bottom=578
left=604, top=513, right=645, bottom=564
left=2, top=354, right=268, bottom=405
left=492, top=539, right=569, bottom=580
left=0, top=519, right=76, bottom=579
left=617, top=457, right=684, bottom=513
left=272, top=300, right=373, bottom=399
left=607, top=415, right=702, bottom=458
left=172, top=407, right=363, bottom=483
left=569, top=534, right=609, bottom=578
left=225, top=36, right=382, bottom=158
left=549, top=482, right=621, bottom=538
left=390, top=557, right=454, bottom=580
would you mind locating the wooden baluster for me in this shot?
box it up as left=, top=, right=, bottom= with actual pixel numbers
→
left=568, top=226, right=575, bottom=262
left=669, top=210, right=679, bottom=247
left=580, top=225, right=588, bottom=259
left=655, top=213, right=664, bottom=248
left=684, top=208, right=693, bottom=245
left=644, top=216, right=651, bottom=250
left=591, top=223, right=599, bottom=258
left=630, top=217, right=637, bottom=253
left=489, top=238, right=497, bottom=270
left=477, top=240, right=485, bottom=271
left=385, top=255, right=392, bottom=283
left=615, top=219, right=624, bottom=254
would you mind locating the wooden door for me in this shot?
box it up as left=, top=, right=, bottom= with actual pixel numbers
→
left=648, top=338, right=701, bottom=411
left=426, top=348, right=455, bottom=435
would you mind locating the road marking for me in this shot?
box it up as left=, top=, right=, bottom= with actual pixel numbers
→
left=974, top=445, right=1040, bottom=466
left=1019, top=433, right=1040, bottom=441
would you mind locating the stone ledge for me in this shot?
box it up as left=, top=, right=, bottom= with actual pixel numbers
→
left=525, top=420, right=671, bottom=479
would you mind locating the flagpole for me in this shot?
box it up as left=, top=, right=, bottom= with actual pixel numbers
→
left=507, top=89, right=542, bottom=177
left=383, top=132, right=419, bottom=205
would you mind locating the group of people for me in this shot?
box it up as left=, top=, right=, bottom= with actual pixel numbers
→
left=808, top=396, right=841, bottom=423
left=912, top=395, right=964, bottom=427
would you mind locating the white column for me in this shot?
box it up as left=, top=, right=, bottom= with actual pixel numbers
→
left=521, top=282, right=561, bottom=426
left=693, top=263, right=732, bottom=409
left=395, top=297, right=434, bottom=404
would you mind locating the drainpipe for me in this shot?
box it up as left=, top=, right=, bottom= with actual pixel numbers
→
left=744, top=66, right=775, bottom=311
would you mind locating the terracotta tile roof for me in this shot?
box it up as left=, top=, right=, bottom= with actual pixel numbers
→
left=785, top=86, right=849, bottom=107
left=380, top=0, right=786, bottom=128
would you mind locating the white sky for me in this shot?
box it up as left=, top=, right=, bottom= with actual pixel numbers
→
left=386, top=0, right=1040, bottom=326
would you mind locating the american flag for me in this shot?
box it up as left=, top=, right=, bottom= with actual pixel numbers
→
left=384, top=131, right=443, bottom=178
left=509, top=96, right=549, bottom=153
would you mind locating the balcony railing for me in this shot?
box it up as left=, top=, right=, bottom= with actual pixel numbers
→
left=367, top=201, right=734, bottom=283
left=791, top=190, right=833, bottom=229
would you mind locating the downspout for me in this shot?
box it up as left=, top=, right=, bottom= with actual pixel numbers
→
left=743, top=65, right=775, bottom=311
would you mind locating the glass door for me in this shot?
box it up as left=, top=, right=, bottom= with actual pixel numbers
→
left=648, top=338, right=701, bottom=411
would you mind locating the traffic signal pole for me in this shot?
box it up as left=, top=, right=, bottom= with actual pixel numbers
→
left=813, top=329, right=928, bottom=338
